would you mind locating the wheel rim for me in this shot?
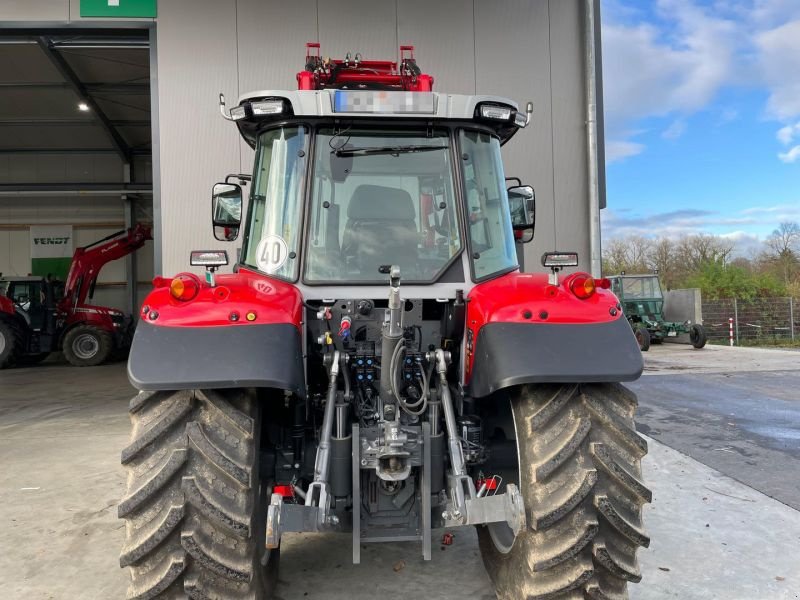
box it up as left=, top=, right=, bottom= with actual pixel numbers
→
left=0, top=331, right=6, bottom=355
left=73, top=333, right=99, bottom=360
left=487, top=396, right=523, bottom=554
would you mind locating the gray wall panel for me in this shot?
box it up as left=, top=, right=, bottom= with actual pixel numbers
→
left=156, top=0, right=241, bottom=275
left=318, top=0, right=397, bottom=63
left=236, top=0, right=318, bottom=93
left=0, top=0, right=68, bottom=21
left=474, top=0, right=557, bottom=269
left=549, top=0, right=590, bottom=262
left=397, top=0, right=475, bottom=96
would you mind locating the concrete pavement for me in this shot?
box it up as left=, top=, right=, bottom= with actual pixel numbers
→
left=1, top=346, right=799, bottom=599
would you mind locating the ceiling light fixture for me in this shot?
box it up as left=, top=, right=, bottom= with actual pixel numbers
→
left=78, top=102, right=90, bottom=112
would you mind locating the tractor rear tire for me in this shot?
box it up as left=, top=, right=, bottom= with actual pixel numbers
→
left=63, top=325, right=113, bottom=366
left=635, top=327, right=650, bottom=352
left=0, top=320, right=24, bottom=369
left=119, top=389, right=274, bottom=599
left=689, top=324, right=707, bottom=349
left=478, top=383, right=651, bottom=600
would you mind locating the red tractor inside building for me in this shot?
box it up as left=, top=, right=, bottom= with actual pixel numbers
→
left=119, top=46, right=650, bottom=600
left=0, top=223, right=151, bottom=368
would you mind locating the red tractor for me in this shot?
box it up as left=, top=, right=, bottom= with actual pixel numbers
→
left=0, top=223, right=151, bottom=368
left=120, top=45, right=650, bottom=600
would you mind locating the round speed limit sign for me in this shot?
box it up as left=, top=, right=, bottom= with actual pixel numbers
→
left=255, top=235, right=289, bottom=273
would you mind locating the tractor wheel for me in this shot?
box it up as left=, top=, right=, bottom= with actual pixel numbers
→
left=479, top=383, right=651, bottom=600
left=62, top=325, right=113, bottom=367
left=0, top=320, right=24, bottom=369
left=635, top=327, right=650, bottom=352
left=689, top=324, right=707, bottom=349
left=119, top=389, right=274, bottom=599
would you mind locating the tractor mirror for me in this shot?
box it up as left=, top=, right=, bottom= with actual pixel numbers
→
left=212, top=182, right=242, bottom=241
left=507, top=185, right=535, bottom=243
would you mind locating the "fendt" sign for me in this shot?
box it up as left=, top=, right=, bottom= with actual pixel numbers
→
left=33, top=237, right=71, bottom=245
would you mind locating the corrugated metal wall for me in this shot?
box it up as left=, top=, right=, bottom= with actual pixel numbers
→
left=155, top=0, right=595, bottom=275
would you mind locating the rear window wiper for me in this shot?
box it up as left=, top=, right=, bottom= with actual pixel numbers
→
left=334, top=145, right=449, bottom=157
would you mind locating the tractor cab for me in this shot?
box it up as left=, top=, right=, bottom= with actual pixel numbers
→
left=212, top=46, right=536, bottom=296
left=0, top=276, right=57, bottom=331
left=608, top=274, right=664, bottom=323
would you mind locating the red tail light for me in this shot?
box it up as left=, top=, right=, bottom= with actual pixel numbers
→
left=170, top=273, right=200, bottom=302
left=570, top=274, right=596, bottom=299
left=596, top=278, right=611, bottom=289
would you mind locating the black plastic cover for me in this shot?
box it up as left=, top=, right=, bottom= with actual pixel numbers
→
left=468, top=318, right=643, bottom=398
left=128, top=321, right=305, bottom=396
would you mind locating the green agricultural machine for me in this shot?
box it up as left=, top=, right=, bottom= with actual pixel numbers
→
left=608, top=274, right=707, bottom=351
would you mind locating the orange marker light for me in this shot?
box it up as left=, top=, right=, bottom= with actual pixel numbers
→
left=170, top=274, right=200, bottom=302
left=570, top=274, right=596, bottom=299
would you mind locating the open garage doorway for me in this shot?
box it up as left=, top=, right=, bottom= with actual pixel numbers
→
left=0, top=27, right=155, bottom=316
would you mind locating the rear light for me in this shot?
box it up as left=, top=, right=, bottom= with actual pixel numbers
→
left=570, top=274, right=596, bottom=299
left=596, top=278, right=611, bottom=289
left=170, top=273, right=200, bottom=302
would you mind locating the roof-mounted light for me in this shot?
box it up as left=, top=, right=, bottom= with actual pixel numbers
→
left=480, top=105, right=512, bottom=121
left=541, top=252, right=579, bottom=268
left=230, top=105, right=247, bottom=121
left=251, top=100, right=284, bottom=116
left=514, top=112, right=528, bottom=128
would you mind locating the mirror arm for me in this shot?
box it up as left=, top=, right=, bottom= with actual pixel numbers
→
left=219, top=93, right=235, bottom=121
left=225, top=173, right=252, bottom=185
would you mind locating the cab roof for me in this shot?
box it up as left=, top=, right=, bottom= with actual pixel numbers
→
left=232, top=89, right=525, bottom=148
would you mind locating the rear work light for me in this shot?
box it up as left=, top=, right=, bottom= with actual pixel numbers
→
left=229, top=105, right=247, bottom=121
left=190, top=250, right=229, bottom=268
left=570, top=274, right=596, bottom=299
left=480, top=105, right=512, bottom=120
left=251, top=100, right=284, bottom=116
left=170, top=273, right=200, bottom=302
left=541, top=252, right=579, bottom=268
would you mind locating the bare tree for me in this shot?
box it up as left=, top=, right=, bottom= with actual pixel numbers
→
left=675, top=234, right=734, bottom=271
left=766, top=222, right=800, bottom=256
left=602, top=237, right=650, bottom=275
left=764, top=222, right=800, bottom=285
left=647, top=237, right=676, bottom=287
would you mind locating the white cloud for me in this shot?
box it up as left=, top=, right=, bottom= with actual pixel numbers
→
left=662, top=119, right=687, bottom=140
left=756, top=20, right=800, bottom=121
left=602, top=203, right=800, bottom=243
left=605, top=139, right=645, bottom=163
left=602, top=0, right=740, bottom=155
left=602, top=1, right=800, bottom=164
left=778, top=145, right=800, bottom=163
left=776, top=123, right=800, bottom=145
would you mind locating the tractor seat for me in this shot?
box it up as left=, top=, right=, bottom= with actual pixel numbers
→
left=342, top=184, right=418, bottom=277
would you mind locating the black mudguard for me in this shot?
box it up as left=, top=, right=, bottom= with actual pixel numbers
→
left=128, top=321, right=305, bottom=396
left=468, top=318, right=643, bottom=398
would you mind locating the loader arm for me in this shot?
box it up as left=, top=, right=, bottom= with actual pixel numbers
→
left=59, top=223, right=152, bottom=312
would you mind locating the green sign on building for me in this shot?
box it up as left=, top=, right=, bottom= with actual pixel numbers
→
left=81, top=0, right=157, bottom=18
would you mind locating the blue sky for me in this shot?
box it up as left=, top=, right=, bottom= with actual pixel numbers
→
left=601, top=0, right=800, bottom=255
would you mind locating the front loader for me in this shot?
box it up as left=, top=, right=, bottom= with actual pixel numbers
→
left=119, top=44, right=650, bottom=600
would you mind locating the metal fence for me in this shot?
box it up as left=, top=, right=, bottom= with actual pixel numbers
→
left=702, top=297, right=797, bottom=345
